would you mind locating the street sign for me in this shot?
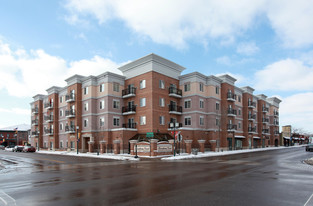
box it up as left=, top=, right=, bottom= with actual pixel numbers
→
left=146, top=132, right=154, bottom=138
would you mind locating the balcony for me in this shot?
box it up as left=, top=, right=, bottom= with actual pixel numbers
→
left=31, top=131, right=39, bottom=137
left=65, top=125, right=76, bottom=134
left=227, top=93, right=236, bottom=101
left=274, top=111, right=279, bottom=116
left=169, top=87, right=182, bottom=98
left=122, top=87, right=136, bottom=98
left=65, top=109, right=76, bottom=118
left=44, top=102, right=53, bottom=110
left=65, top=93, right=75, bottom=103
left=227, top=108, right=237, bottom=116
left=122, top=123, right=137, bottom=129
left=262, top=118, right=269, bottom=124
left=44, top=115, right=54, bottom=123
left=248, top=114, right=256, bottom=121
left=262, top=129, right=269, bottom=134
left=227, top=124, right=237, bottom=131
left=32, top=108, right=39, bottom=114
left=262, top=107, right=269, bottom=113
left=274, top=121, right=279, bottom=126
left=44, top=128, right=54, bottom=135
left=274, top=131, right=280, bottom=135
left=248, top=101, right=256, bottom=108
left=122, top=105, right=136, bottom=115
left=248, top=127, right=256, bottom=133
left=169, top=104, right=182, bottom=115
left=31, top=119, right=38, bottom=126
left=168, top=122, right=183, bottom=129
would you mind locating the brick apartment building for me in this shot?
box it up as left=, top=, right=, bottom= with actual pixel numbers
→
left=30, top=54, right=280, bottom=155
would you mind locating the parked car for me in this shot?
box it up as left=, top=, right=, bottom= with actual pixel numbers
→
left=0, top=145, right=5, bottom=150
left=306, top=144, right=313, bottom=152
left=13, top=145, right=24, bottom=152
left=22, top=146, right=36, bottom=153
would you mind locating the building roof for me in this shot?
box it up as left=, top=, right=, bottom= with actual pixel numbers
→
left=0, top=124, right=31, bottom=131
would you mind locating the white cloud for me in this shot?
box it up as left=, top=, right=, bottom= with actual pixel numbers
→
left=279, top=93, right=313, bottom=133
left=0, top=40, right=122, bottom=97
left=63, top=0, right=313, bottom=49
left=236, top=42, right=259, bottom=55
left=216, top=56, right=231, bottom=66
left=215, top=72, right=247, bottom=86
left=254, top=58, right=313, bottom=91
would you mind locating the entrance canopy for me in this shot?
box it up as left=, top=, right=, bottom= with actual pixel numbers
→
left=253, top=136, right=261, bottom=139
left=283, top=137, right=291, bottom=140
left=130, top=133, right=173, bottom=142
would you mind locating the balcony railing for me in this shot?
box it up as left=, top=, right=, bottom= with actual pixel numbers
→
left=169, top=104, right=182, bottom=114
left=31, top=119, right=38, bottom=125
left=248, top=101, right=256, bottom=108
left=122, top=87, right=136, bottom=98
left=262, top=118, right=269, bottom=123
left=274, top=131, right=280, bottom=135
left=248, top=114, right=256, bottom=121
left=168, top=122, right=183, bottom=128
left=65, top=93, right=75, bottom=102
left=44, top=115, right=54, bottom=122
left=44, top=128, right=54, bottom=135
left=274, top=111, right=279, bottom=116
left=122, top=123, right=137, bottom=129
left=31, top=131, right=39, bottom=136
left=227, top=124, right=237, bottom=131
left=65, top=125, right=76, bottom=133
left=169, top=87, right=182, bottom=98
left=32, top=108, right=39, bottom=114
left=227, top=108, right=237, bottom=116
left=65, top=109, right=76, bottom=118
left=262, top=129, right=269, bottom=134
left=122, top=105, right=136, bottom=115
left=262, top=107, right=269, bottom=113
left=44, top=102, right=53, bottom=109
left=248, top=127, right=256, bottom=133
left=227, top=93, right=236, bottom=101
left=274, top=121, right=279, bottom=125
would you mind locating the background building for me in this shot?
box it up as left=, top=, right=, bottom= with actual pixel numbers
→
left=0, top=124, right=30, bottom=147
left=30, top=54, right=281, bottom=154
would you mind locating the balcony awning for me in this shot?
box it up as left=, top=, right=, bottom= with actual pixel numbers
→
left=253, top=136, right=260, bottom=139
left=283, top=137, right=290, bottom=140
left=235, top=135, right=245, bottom=139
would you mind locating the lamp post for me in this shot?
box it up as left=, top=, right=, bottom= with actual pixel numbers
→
left=37, top=131, right=40, bottom=151
left=76, top=126, right=79, bottom=154
left=170, top=121, right=179, bottom=157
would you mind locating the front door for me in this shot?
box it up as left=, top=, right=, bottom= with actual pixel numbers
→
left=262, top=139, right=265, bottom=148
left=227, top=138, right=232, bottom=151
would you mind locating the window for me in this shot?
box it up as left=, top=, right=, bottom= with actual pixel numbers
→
left=159, top=98, right=165, bottom=107
left=113, top=117, right=120, bottom=126
left=140, top=80, right=146, bottom=89
left=159, top=116, right=165, bottom=125
left=216, top=86, right=219, bottom=94
left=185, top=117, right=191, bottom=126
left=238, top=95, right=241, bottom=102
left=238, top=109, right=241, bottom=116
left=238, top=121, right=241, bottom=129
left=84, top=87, right=88, bottom=95
left=100, top=118, right=104, bottom=127
left=199, top=83, right=204, bottom=92
left=159, top=80, right=165, bottom=89
left=216, top=118, right=220, bottom=126
left=216, top=102, right=220, bottom=110
left=44, top=142, right=47, bottom=148
left=100, top=100, right=105, bottom=109
left=100, top=83, right=104, bottom=92
left=59, top=110, right=63, bottom=117
left=200, top=116, right=204, bottom=125
left=140, top=116, right=146, bottom=125
left=60, top=141, right=63, bottom=149
left=184, top=83, right=190, bottom=92
left=200, top=99, right=204, bottom=108
left=113, top=100, right=120, bottom=109
left=70, top=141, right=75, bottom=149
left=185, top=100, right=191, bottom=108
left=84, top=103, right=88, bottom=111
left=140, top=98, right=146, bottom=107
left=60, top=123, right=63, bottom=131
left=84, top=119, right=88, bottom=127
left=113, top=82, right=119, bottom=92
left=60, top=96, right=63, bottom=103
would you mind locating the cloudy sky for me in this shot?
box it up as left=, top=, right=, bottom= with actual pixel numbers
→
left=1, top=0, right=313, bottom=133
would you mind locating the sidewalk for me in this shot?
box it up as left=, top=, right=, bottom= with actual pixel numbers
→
left=34, top=145, right=307, bottom=161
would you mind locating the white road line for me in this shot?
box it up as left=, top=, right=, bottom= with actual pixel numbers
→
left=0, top=191, right=16, bottom=206
left=304, top=193, right=313, bottom=206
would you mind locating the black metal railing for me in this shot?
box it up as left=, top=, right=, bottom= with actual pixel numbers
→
left=122, top=87, right=136, bottom=96
left=248, top=101, right=256, bottom=108
left=227, top=108, right=237, bottom=115
left=32, top=119, right=38, bottom=125
left=44, top=102, right=53, bottom=109
left=169, top=87, right=182, bottom=96
left=122, top=105, right=136, bottom=113
left=227, top=124, right=237, bottom=130
left=65, top=93, right=75, bottom=102
left=248, top=127, right=256, bottom=133
left=248, top=114, right=256, bottom=120
left=65, top=125, right=76, bottom=133
left=31, top=131, right=39, bottom=136
left=65, top=109, right=75, bottom=117
left=122, top=123, right=137, bottom=129
left=44, top=128, right=54, bottom=135
left=169, top=104, right=183, bottom=113
left=227, top=92, right=236, bottom=100
left=262, top=129, right=269, bottom=133
left=274, top=111, right=279, bottom=116
left=262, top=118, right=269, bottom=123
left=44, top=115, right=54, bottom=122
left=32, top=108, right=38, bottom=113
left=262, top=107, right=269, bottom=112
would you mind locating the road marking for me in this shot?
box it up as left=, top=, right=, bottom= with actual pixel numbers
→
left=0, top=191, right=16, bottom=206
left=304, top=193, right=313, bottom=206
left=32, top=157, right=65, bottom=163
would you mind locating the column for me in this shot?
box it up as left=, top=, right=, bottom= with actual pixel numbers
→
left=168, top=139, right=174, bottom=153
left=100, top=140, right=106, bottom=154
left=198, top=140, right=205, bottom=153
left=184, top=140, right=193, bottom=154
left=129, top=140, right=138, bottom=155
left=150, top=139, right=158, bottom=156
left=88, top=141, right=94, bottom=153
left=113, top=140, right=120, bottom=154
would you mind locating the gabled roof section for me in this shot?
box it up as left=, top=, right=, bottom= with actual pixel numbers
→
left=267, top=97, right=282, bottom=107
left=46, top=86, right=63, bottom=95
left=118, top=53, right=186, bottom=80
left=241, top=86, right=255, bottom=94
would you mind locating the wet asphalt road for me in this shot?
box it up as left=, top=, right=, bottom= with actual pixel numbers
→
left=0, top=147, right=313, bottom=206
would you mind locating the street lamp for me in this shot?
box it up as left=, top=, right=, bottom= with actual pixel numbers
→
left=37, top=131, right=40, bottom=151
left=76, top=126, right=79, bottom=154
left=170, top=121, right=179, bottom=157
